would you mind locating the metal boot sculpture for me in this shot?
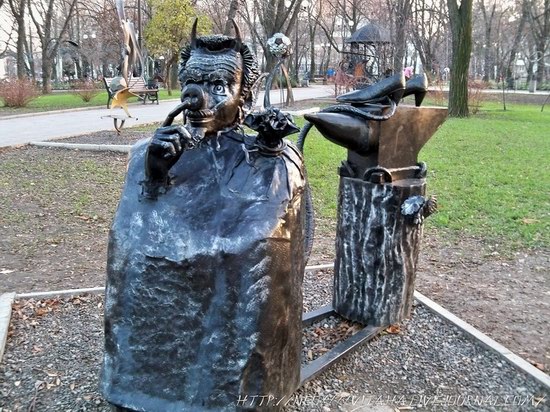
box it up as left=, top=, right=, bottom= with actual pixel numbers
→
left=101, top=20, right=307, bottom=411
left=301, top=72, right=447, bottom=326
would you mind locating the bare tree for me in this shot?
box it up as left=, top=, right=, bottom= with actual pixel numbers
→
left=29, top=0, right=78, bottom=92
left=387, top=0, right=412, bottom=73
left=223, top=0, right=240, bottom=35
left=529, top=0, right=549, bottom=84
left=7, top=0, right=26, bottom=78
left=447, top=0, right=473, bottom=117
left=505, top=0, right=530, bottom=85
left=477, top=0, right=498, bottom=81
left=242, top=0, right=338, bottom=71
left=241, top=0, right=311, bottom=71
left=0, top=14, right=16, bottom=60
left=78, top=0, right=123, bottom=78
left=409, top=0, right=448, bottom=80
left=199, top=0, right=233, bottom=32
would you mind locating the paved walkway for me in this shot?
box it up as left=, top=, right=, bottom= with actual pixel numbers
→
left=0, top=85, right=334, bottom=148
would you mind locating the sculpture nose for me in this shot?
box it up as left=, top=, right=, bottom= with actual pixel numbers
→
left=181, top=84, right=205, bottom=110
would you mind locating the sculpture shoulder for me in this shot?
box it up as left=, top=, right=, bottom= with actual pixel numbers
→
left=282, top=139, right=304, bottom=171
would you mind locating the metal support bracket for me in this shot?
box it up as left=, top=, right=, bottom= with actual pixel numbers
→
left=300, top=305, right=384, bottom=385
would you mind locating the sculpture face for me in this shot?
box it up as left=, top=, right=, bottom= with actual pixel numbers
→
left=180, top=49, right=244, bottom=134
left=178, top=21, right=260, bottom=136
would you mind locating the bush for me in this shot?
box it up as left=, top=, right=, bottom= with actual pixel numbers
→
left=468, top=80, right=487, bottom=115
left=429, top=80, right=448, bottom=106
left=0, top=78, right=40, bottom=108
left=73, top=80, right=100, bottom=102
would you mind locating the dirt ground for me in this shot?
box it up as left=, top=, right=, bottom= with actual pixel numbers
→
left=0, top=124, right=548, bottom=378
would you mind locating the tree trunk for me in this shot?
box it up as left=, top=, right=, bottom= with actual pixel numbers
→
left=479, top=0, right=495, bottom=82
left=505, top=0, right=528, bottom=84
left=165, top=61, right=173, bottom=96
left=25, top=30, right=35, bottom=80
left=447, top=0, right=473, bottom=117
left=9, top=0, right=27, bottom=79
left=164, top=55, right=178, bottom=96
left=16, top=19, right=26, bottom=79
left=535, top=40, right=545, bottom=84
left=392, top=0, right=412, bottom=73
left=482, top=40, right=492, bottom=82
left=533, top=0, right=549, bottom=84
left=41, top=53, right=53, bottom=94
left=223, top=0, right=240, bottom=35
left=309, top=36, right=316, bottom=81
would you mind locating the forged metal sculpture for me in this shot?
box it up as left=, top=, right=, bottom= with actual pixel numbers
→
left=101, top=20, right=307, bottom=411
left=264, top=33, right=294, bottom=107
left=101, top=0, right=144, bottom=132
left=300, top=72, right=447, bottom=326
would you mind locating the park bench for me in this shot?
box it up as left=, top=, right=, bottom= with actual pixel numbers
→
left=103, top=76, right=159, bottom=108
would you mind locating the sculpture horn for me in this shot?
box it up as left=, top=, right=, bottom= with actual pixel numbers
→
left=232, top=19, right=242, bottom=51
left=190, top=18, right=198, bottom=49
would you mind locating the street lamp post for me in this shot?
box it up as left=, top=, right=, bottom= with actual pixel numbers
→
left=82, top=32, right=97, bottom=79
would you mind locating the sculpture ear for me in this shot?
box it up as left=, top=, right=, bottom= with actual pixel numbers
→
left=190, top=18, right=198, bottom=49
left=232, top=19, right=242, bottom=51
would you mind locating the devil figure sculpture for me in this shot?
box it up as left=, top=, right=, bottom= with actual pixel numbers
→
left=101, top=21, right=307, bottom=411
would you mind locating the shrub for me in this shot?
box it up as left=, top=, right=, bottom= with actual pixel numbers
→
left=468, top=80, right=487, bottom=115
left=73, top=80, right=100, bottom=102
left=429, top=80, right=448, bottom=107
left=0, top=78, right=40, bottom=108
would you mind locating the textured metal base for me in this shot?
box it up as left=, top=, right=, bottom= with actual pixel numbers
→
left=300, top=305, right=384, bottom=385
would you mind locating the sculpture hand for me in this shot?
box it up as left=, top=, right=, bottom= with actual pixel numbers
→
left=145, top=125, right=192, bottom=184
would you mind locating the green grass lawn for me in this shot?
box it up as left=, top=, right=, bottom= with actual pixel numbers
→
left=297, top=102, right=549, bottom=250
left=0, top=89, right=179, bottom=114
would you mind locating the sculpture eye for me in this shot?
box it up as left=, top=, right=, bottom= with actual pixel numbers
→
left=212, top=84, right=226, bottom=95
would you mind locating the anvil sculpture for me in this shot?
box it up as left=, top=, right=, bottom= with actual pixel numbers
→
left=303, top=73, right=447, bottom=326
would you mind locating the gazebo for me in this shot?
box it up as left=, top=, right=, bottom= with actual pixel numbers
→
left=342, top=23, right=393, bottom=87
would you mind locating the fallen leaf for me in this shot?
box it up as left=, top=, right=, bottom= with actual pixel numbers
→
left=522, top=218, right=539, bottom=224
left=45, top=371, right=58, bottom=377
left=32, top=345, right=43, bottom=354
left=35, top=307, right=49, bottom=316
left=532, top=362, right=545, bottom=371
left=385, top=324, right=401, bottom=334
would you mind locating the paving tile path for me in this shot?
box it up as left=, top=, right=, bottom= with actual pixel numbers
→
left=0, top=85, right=334, bottom=148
